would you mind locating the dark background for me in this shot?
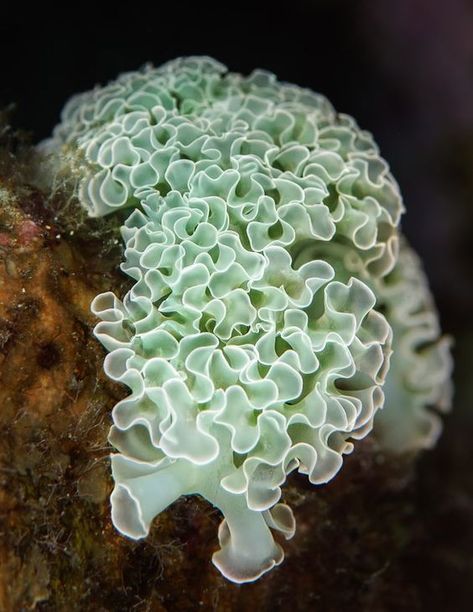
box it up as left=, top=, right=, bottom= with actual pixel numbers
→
left=2, top=1, right=472, bottom=609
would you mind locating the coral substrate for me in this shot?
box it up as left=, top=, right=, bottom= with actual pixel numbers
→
left=0, top=130, right=469, bottom=611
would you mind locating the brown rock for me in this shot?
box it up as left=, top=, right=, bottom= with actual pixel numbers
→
left=0, top=142, right=470, bottom=611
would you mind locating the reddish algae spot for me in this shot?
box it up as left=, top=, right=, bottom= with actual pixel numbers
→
left=18, top=219, right=42, bottom=245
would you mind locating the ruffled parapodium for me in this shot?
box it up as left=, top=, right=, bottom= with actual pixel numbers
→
left=373, top=239, right=452, bottom=453
left=44, top=56, right=433, bottom=583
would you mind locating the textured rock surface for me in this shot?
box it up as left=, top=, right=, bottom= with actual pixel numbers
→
left=0, top=139, right=471, bottom=611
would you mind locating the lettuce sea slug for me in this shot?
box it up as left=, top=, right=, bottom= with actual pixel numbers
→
left=43, top=57, right=452, bottom=583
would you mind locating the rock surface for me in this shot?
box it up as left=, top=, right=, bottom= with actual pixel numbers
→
left=0, top=140, right=471, bottom=611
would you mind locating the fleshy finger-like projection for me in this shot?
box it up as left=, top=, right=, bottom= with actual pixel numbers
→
left=43, top=57, right=451, bottom=583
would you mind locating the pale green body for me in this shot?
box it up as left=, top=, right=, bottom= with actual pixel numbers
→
left=44, top=57, right=451, bottom=583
